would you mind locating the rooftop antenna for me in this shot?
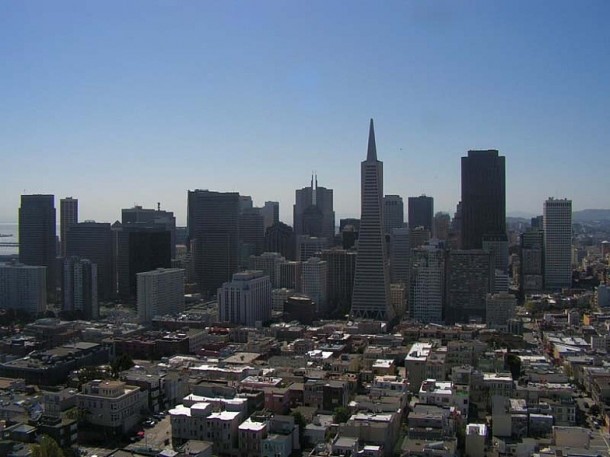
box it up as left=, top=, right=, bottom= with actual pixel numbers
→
left=157, top=202, right=161, bottom=211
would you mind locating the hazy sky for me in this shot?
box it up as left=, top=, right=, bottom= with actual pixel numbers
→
left=2, top=1, right=609, bottom=226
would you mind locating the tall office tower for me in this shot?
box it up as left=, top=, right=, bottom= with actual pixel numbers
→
left=239, top=195, right=253, bottom=212
left=293, top=174, right=335, bottom=242
left=187, top=190, right=240, bottom=296
left=113, top=223, right=172, bottom=301
left=341, top=225, right=358, bottom=250
left=410, top=226, right=431, bottom=248
left=217, top=271, right=271, bottom=327
left=302, top=257, right=328, bottom=316
left=531, top=216, right=543, bottom=230
left=408, top=195, right=434, bottom=233
left=351, top=120, right=391, bottom=320
left=486, top=293, right=516, bottom=332
left=460, top=150, right=506, bottom=250
left=543, top=198, right=573, bottom=290
left=137, top=268, right=185, bottom=323
left=19, top=194, right=57, bottom=296
left=264, top=222, right=296, bottom=261
left=66, top=222, right=114, bottom=301
left=320, top=248, right=357, bottom=315
left=520, top=230, right=544, bottom=295
left=62, top=257, right=98, bottom=320
left=383, top=195, right=404, bottom=235
left=444, top=250, right=494, bottom=324
left=434, top=212, right=450, bottom=241
left=122, top=205, right=177, bottom=258
left=275, top=260, right=302, bottom=291
left=390, top=227, right=410, bottom=284
left=296, top=235, right=327, bottom=261
left=0, top=262, right=46, bottom=315
left=249, top=252, right=285, bottom=287
left=261, top=201, right=280, bottom=230
left=482, top=234, right=509, bottom=273
left=409, top=246, right=444, bottom=324
left=271, top=288, right=294, bottom=312
left=390, top=283, right=407, bottom=320
left=239, top=208, right=265, bottom=268
left=60, top=197, right=78, bottom=257
left=448, top=202, right=462, bottom=250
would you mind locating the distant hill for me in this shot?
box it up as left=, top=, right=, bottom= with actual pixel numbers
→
left=573, top=209, right=610, bottom=222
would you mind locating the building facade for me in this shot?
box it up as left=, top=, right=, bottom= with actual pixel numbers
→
left=218, top=271, right=272, bottom=327
left=60, top=197, right=78, bottom=257
left=351, top=120, right=391, bottom=320
left=0, top=262, right=46, bottom=314
left=62, top=257, right=98, bottom=319
left=408, top=195, right=434, bottom=233
left=19, top=194, right=56, bottom=296
left=137, top=268, right=185, bottom=323
left=543, top=198, right=572, bottom=290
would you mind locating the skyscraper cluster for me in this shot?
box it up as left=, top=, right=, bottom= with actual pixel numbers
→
left=7, top=119, right=574, bottom=326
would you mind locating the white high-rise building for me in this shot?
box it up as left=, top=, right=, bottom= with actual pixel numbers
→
left=137, top=268, right=185, bottom=323
left=301, top=257, right=328, bottom=315
left=0, top=262, right=46, bottom=314
left=543, top=198, right=572, bottom=290
left=486, top=293, right=516, bottom=331
left=218, top=270, right=271, bottom=327
left=410, top=246, right=444, bottom=324
left=249, top=252, right=285, bottom=287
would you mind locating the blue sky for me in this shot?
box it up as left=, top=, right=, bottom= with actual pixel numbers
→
left=1, top=1, right=609, bottom=225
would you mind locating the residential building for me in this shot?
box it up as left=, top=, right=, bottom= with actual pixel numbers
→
left=0, top=262, right=46, bottom=314
left=218, top=271, right=272, bottom=327
left=137, top=268, right=185, bottom=323
left=486, top=293, right=516, bottom=331
left=410, top=246, right=444, bottom=324
left=301, top=257, right=328, bottom=316
left=62, top=257, right=98, bottom=319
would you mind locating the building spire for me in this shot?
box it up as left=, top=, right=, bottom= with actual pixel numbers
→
left=367, top=118, right=377, bottom=161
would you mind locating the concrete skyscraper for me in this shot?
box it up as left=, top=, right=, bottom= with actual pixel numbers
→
left=543, top=198, right=573, bottom=290
left=66, top=222, right=114, bottom=301
left=62, top=257, right=98, bottom=320
left=122, top=205, right=176, bottom=258
left=351, top=119, right=391, bottom=320
left=19, top=194, right=57, bottom=296
left=408, top=195, right=434, bottom=233
left=383, top=195, right=404, bottom=235
left=460, top=150, right=506, bottom=250
left=293, top=175, right=335, bottom=242
left=137, top=268, right=185, bottom=323
left=60, top=197, right=78, bottom=257
left=187, top=190, right=240, bottom=296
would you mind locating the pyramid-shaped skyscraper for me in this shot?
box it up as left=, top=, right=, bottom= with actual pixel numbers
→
left=351, top=119, right=392, bottom=320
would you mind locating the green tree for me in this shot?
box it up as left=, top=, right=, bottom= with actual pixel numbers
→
left=505, top=353, right=522, bottom=380
left=31, top=435, right=64, bottom=457
left=292, top=411, right=307, bottom=448
left=111, top=353, right=135, bottom=378
left=333, top=406, right=351, bottom=424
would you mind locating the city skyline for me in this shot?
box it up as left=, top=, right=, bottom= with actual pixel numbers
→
left=2, top=2, right=609, bottom=225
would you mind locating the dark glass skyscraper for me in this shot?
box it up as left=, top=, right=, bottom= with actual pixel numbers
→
left=187, top=190, right=240, bottom=296
left=293, top=175, right=335, bottom=242
left=19, top=194, right=56, bottom=296
left=351, top=120, right=391, bottom=320
left=408, top=195, right=433, bottom=233
left=460, top=150, right=506, bottom=250
left=60, top=197, right=78, bottom=257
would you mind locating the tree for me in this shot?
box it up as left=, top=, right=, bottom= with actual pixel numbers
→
left=291, top=411, right=307, bottom=449
left=505, top=353, right=522, bottom=380
left=111, top=353, right=135, bottom=378
left=333, top=406, right=351, bottom=424
left=31, top=435, right=64, bottom=457
left=589, top=404, right=601, bottom=417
